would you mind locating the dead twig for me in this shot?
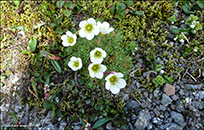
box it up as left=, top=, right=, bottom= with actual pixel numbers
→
left=147, top=71, right=157, bottom=83
left=186, top=72, right=197, bottom=82
left=28, top=86, right=39, bottom=99
left=182, top=67, right=189, bottom=79
left=74, top=72, right=88, bottom=90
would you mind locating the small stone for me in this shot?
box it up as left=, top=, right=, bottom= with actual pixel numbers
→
left=131, top=113, right=137, bottom=120
left=170, top=111, right=186, bottom=128
left=185, top=84, right=204, bottom=90
left=126, top=100, right=140, bottom=110
left=122, top=94, right=129, bottom=101
left=160, top=123, right=171, bottom=129
left=176, top=104, right=185, bottom=112
left=178, top=89, right=185, bottom=96
left=167, top=123, right=183, bottom=130
left=171, top=95, right=179, bottom=101
left=153, top=108, right=160, bottom=116
left=134, top=109, right=152, bottom=130
left=160, top=105, right=166, bottom=111
left=106, top=122, right=113, bottom=130
left=152, top=117, right=163, bottom=125
left=43, top=123, right=55, bottom=130
left=59, top=122, right=67, bottom=130
left=143, top=92, right=149, bottom=97
left=161, top=94, right=172, bottom=106
left=164, top=83, right=175, bottom=96
left=192, top=101, right=204, bottom=110
left=170, top=104, right=175, bottom=110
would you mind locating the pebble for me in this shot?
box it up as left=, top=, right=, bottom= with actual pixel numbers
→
left=171, top=94, right=179, bottom=101
left=106, top=122, right=113, bottom=130
left=134, top=109, right=152, bottom=129
left=122, top=94, right=129, bottom=101
left=167, top=123, right=183, bottom=130
left=43, top=123, right=55, bottom=130
left=131, top=113, right=137, bottom=120
left=153, top=108, right=160, bottom=116
left=178, top=89, right=185, bottom=95
left=126, top=100, right=140, bottom=110
left=176, top=104, right=185, bottom=112
left=152, top=117, right=163, bottom=125
left=192, top=101, right=204, bottom=110
left=59, top=121, right=67, bottom=130
left=164, top=83, right=175, bottom=96
left=170, top=111, right=186, bottom=128
left=185, top=84, right=204, bottom=90
left=160, top=105, right=166, bottom=111
left=161, top=94, right=172, bottom=106
left=160, top=122, right=171, bottom=129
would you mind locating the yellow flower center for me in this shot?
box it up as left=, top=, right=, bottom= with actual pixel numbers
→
left=85, top=24, right=93, bottom=32
left=74, top=61, right=79, bottom=67
left=91, top=64, right=100, bottom=72
left=109, top=75, right=118, bottom=85
left=94, top=50, right=102, bottom=58
left=67, top=36, right=74, bottom=44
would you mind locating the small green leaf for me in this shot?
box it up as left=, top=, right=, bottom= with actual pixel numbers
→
left=29, top=37, right=37, bottom=52
left=10, top=26, right=28, bottom=32
left=56, top=1, right=65, bottom=8
left=49, top=86, right=59, bottom=101
left=0, top=75, right=6, bottom=80
left=50, top=23, right=57, bottom=28
left=64, top=10, right=72, bottom=17
left=74, top=87, right=79, bottom=93
left=125, top=0, right=133, bottom=5
left=44, top=101, right=55, bottom=110
left=117, top=3, right=126, bottom=12
left=111, top=5, right=115, bottom=15
left=31, top=78, right=38, bottom=97
left=135, top=10, right=143, bottom=15
left=14, top=0, right=21, bottom=7
left=92, top=118, right=114, bottom=129
left=56, top=28, right=63, bottom=34
left=64, top=1, right=74, bottom=9
left=170, top=28, right=189, bottom=33
left=34, top=22, right=46, bottom=30
left=197, top=1, right=204, bottom=9
left=0, top=82, right=3, bottom=87
left=41, top=3, right=48, bottom=11
left=182, top=4, right=196, bottom=14
left=51, top=60, right=61, bottom=73
left=10, top=112, right=18, bottom=123
left=56, top=109, right=62, bottom=118
left=51, top=105, right=55, bottom=118
left=90, top=116, right=98, bottom=122
left=45, top=75, right=50, bottom=85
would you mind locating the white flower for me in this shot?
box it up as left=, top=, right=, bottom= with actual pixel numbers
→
left=84, top=123, right=91, bottom=130
left=61, top=31, right=77, bottom=47
left=88, top=63, right=107, bottom=79
left=171, top=21, right=174, bottom=24
left=68, top=56, right=82, bottom=71
left=90, top=48, right=106, bottom=64
left=105, top=72, right=126, bottom=94
left=79, top=18, right=99, bottom=40
left=97, top=21, right=114, bottom=34
left=193, top=48, right=198, bottom=52
left=190, top=24, right=195, bottom=28
left=192, top=20, right=196, bottom=24
left=173, top=37, right=177, bottom=41
left=180, top=39, right=184, bottom=43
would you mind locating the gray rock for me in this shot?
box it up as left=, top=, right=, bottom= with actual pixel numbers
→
left=43, top=123, right=55, bottom=130
left=161, top=94, right=172, bottom=106
left=59, top=121, right=67, bottom=130
left=152, top=117, right=163, bottom=125
left=122, top=94, right=129, bottom=101
left=106, top=122, right=113, bottom=130
left=160, top=123, right=171, bottom=129
left=171, top=95, right=179, bottom=101
left=147, top=123, right=153, bottom=130
left=153, top=108, right=160, bottom=116
left=170, top=111, right=186, bottom=128
left=126, top=100, right=140, bottom=110
left=185, top=84, right=204, bottom=90
left=72, top=122, right=82, bottom=130
left=134, top=109, right=152, bottom=130
left=178, top=89, right=185, bottom=96
left=192, top=101, right=204, bottom=110
left=193, top=91, right=204, bottom=100
left=85, top=99, right=91, bottom=105
left=167, top=123, right=183, bottom=130
left=176, top=104, right=185, bottom=112
left=131, top=113, right=137, bottom=120
left=143, top=92, right=149, bottom=97
left=160, top=105, right=166, bottom=111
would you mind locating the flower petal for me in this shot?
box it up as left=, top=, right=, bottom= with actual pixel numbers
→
left=102, top=22, right=110, bottom=28
left=62, top=42, right=69, bottom=47
left=105, top=74, right=114, bottom=80
left=79, top=20, right=87, bottom=28
left=109, top=27, right=114, bottom=33
left=97, top=21, right=102, bottom=27
left=115, top=73, right=124, bottom=78
left=100, top=64, right=107, bottom=72
left=110, top=86, right=120, bottom=94
left=89, top=70, right=95, bottom=78
left=95, top=72, right=103, bottom=79
left=117, top=79, right=126, bottom=88
left=90, top=56, right=103, bottom=63
left=79, top=28, right=86, bottom=38
left=88, top=18, right=96, bottom=25
left=105, top=81, right=110, bottom=90
left=92, top=25, right=99, bottom=35
left=66, top=31, right=73, bottom=36
left=61, top=35, right=67, bottom=41
left=86, top=33, right=95, bottom=40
